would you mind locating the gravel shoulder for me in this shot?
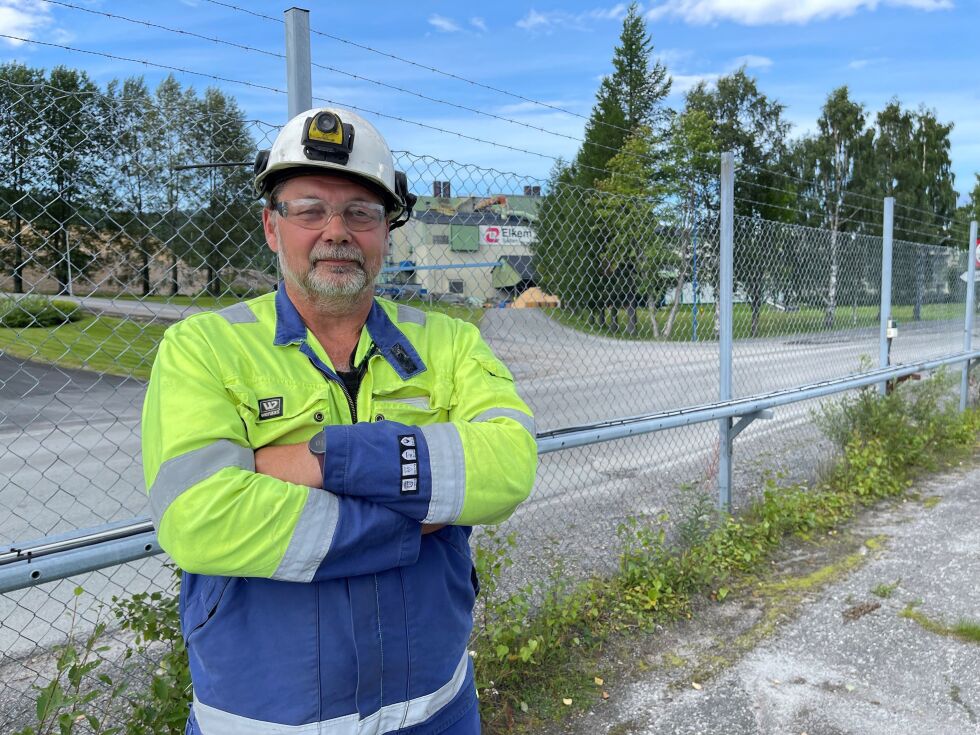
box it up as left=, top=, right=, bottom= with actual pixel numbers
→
left=545, top=457, right=980, bottom=735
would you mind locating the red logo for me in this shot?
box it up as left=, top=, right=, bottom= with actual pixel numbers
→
left=484, top=227, right=500, bottom=244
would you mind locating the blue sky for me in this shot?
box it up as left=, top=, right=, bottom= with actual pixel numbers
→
left=1, top=0, right=978, bottom=204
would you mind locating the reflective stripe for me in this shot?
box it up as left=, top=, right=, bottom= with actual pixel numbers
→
left=472, top=407, right=536, bottom=437
left=396, top=304, right=426, bottom=326
left=270, top=488, right=339, bottom=583
left=217, top=302, right=258, bottom=324
left=419, top=423, right=465, bottom=525
left=192, top=650, right=470, bottom=735
left=148, top=440, right=254, bottom=526
left=382, top=396, right=430, bottom=410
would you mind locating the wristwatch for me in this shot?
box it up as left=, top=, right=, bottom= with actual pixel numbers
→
left=308, top=430, right=326, bottom=475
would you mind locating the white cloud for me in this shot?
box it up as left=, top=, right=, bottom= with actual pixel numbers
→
left=428, top=14, right=461, bottom=33
left=729, top=54, right=773, bottom=70
left=848, top=57, right=887, bottom=69
left=645, top=0, right=952, bottom=26
left=470, top=16, right=488, bottom=32
left=589, top=4, right=630, bottom=21
left=656, top=48, right=696, bottom=68
left=516, top=5, right=630, bottom=32
left=0, top=0, right=52, bottom=46
left=671, top=72, right=721, bottom=94
left=516, top=9, right=550, bottom=30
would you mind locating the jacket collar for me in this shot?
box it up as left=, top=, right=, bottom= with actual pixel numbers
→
left=273, top=283, right=426, bottom=380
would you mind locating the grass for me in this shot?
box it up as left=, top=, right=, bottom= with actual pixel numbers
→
left=111, top=292, right=484, bottom=324
left=899, top=603, right=980, bottom=644
left=0, top=316, right=166, bottom=380
left=871, top=579, right=901, bottom=599
left=546, top=301, right=966, bottom=342
left=0, top=297, right=482, bottom=381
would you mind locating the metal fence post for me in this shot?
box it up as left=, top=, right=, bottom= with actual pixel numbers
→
left=961, top=220, right=979, bottom=411
left=878, top=197, right=894, bottom=396
left=285, top=7, right=313, bottom=118
left=718, top=151, right=735, bottom=511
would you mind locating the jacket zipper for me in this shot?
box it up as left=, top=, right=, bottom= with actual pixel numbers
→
left=339, top=382, right=357, bottom=424
left=335, top=344, right=378, bottom=425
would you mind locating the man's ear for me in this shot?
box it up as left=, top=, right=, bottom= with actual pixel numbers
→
left=262, top=208, right=279, bottom=253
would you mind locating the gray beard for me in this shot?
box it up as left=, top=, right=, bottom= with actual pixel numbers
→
left=277, top=235, right=379, bottom=310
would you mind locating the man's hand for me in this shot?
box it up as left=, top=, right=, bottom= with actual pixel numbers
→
left=254, top=443, right=322, bottom=488
left=254, top=443, right=445, bottom=535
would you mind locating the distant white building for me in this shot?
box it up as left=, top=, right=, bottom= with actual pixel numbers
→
left=387, top=188, right=541, bottom=302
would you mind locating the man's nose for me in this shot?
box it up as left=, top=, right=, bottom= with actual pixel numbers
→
left=319, top=210, right=351, bottom=241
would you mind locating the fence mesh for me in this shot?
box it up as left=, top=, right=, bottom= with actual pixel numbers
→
left=1, top=79, right=977, bottom=730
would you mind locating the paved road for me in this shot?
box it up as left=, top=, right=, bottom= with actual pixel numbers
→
left=552, top=461, right=980, bottom=735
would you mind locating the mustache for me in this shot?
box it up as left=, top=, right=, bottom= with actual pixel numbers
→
left=309, top=244, right=364, bottom=267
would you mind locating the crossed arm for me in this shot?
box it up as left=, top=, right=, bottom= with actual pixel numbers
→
left=254, top=443, right=444, bottom=534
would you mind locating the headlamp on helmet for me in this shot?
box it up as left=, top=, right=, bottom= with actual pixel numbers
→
left=302, top=111, right=355, bottom=165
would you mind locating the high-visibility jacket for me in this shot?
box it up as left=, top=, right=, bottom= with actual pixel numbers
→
left=141, top=286, right=537, bottom=734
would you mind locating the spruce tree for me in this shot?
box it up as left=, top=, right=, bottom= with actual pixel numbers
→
left=573, top=2, right=671, bottom=189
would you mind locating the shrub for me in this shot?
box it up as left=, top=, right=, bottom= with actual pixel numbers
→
left=0, top=296, right=83, bottom=328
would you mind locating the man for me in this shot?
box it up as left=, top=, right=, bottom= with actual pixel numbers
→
left=141, top=107, right=537, bottom=734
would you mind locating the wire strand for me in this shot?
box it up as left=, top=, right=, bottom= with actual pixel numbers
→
left=199, top=0, right=642, bottom=141
left=0, top=34, right=287, bottom=97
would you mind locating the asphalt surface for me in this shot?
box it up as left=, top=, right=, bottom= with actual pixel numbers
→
left=550, top=460, right=980, bottom=735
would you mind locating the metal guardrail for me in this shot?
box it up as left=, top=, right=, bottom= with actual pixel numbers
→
left=2, top=348, right=976, bottom=596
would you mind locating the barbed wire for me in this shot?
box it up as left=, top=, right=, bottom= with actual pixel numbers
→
left=41, top=1, right=284, bottom=62
left=734, top=194, right=964, bottom=247
left=198, top=0, right=643, bottom=141
left=42, top=0, right=612, bottom=161
left=0, top=34, right=287, bottom=98
left=740, top=161, right=967, bottom=230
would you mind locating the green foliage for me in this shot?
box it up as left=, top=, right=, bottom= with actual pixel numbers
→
left=573, top=2, right=671, bottom=189
left=474, top=373, right=978, bottom=732
left=14, top=589, right=126, bottom=735
left=111, top=567, right=190, bottom=734
left=0, top=296, right=82, bottom=328
left=17, top=570, right=189, bottom=735
left=871, top=580, right=901, bottom=599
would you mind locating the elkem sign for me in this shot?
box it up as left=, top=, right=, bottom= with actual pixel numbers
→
left=479, top=225, right=535, bottom=247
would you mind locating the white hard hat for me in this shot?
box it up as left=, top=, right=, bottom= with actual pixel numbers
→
left=254, top=107, right=415, bottom=229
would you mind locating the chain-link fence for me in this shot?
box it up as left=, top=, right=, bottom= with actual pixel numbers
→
left=2, top=78, right=978, bottom=729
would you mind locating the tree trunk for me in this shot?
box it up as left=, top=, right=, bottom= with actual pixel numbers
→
left=663, top=265, right=689, bottom=339
left=206, top=259, right=219, bottom=297
left=170, top=251, right=179, bottom=296
left=913, top=249, right=923, bottom=321
left=56, top=226, right=71, bottom=295
left=140, top=238, right=152, bottom=296
left=751, top=296, right=761, bottom=338
left=625, top=301, right=637, bottom=336
left=824, top=227, right=839, bottom=329
left=12, top=214, right=24, bottom=294
left=647, top=294, right=661, bottom=338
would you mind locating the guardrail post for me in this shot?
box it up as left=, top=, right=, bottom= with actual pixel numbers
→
left=718, top=151, right=735, bottom=511
left=961, top=220, right=978, bottom=411
left=285, top=8, right=313, bottom=118
left=878, top=197, right=894, bottom=396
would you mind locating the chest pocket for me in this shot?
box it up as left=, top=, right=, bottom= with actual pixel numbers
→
left=371, top=376, right=452, bottom=426
left=232, top=384, right=341, bottom=447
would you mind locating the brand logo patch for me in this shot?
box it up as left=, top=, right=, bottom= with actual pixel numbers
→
left=258, top=397, right=283, bottom=420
